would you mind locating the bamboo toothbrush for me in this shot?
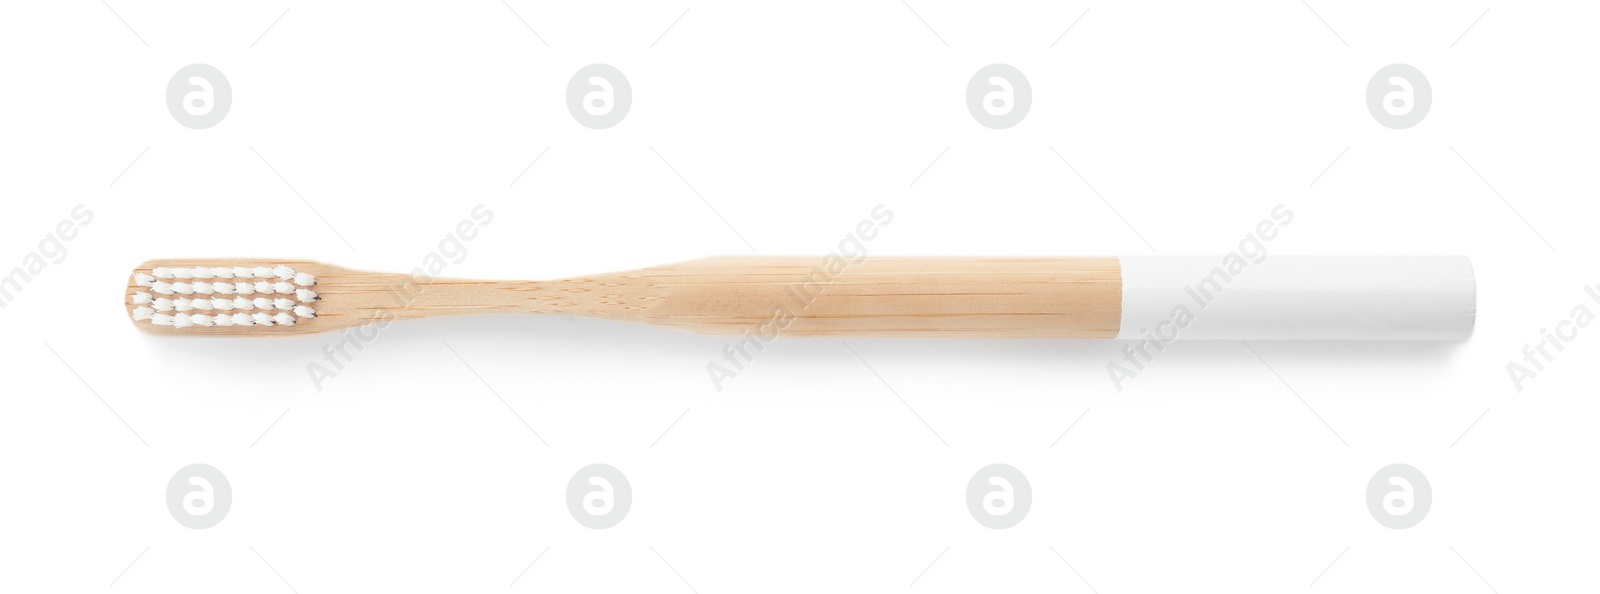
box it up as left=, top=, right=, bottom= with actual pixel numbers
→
left=124, top=256, right=1475, bottom=340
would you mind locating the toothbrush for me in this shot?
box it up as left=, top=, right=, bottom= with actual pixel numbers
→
left=124, top=256, right=1475, bottom=340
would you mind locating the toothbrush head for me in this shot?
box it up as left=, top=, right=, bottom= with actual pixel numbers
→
left=125, top=259, right=336, bottom=335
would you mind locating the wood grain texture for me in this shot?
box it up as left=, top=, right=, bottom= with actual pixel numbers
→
left=127, top=257, right=1123, bottom=338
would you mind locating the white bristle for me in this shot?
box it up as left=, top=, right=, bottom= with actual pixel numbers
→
left=137, top=263, right=319, bottom=330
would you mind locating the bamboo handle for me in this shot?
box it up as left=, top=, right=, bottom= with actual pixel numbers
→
left=550, top=257, right=1124, bottom=338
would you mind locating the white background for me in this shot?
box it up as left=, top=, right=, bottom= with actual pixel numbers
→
left=2, top=1, right=1597, bottom=592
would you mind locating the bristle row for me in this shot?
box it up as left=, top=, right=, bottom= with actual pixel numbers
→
left=141, top=312, right=301, bottom=328
left=140, top=296, right=300, bottom=312
left=145, top=280, right=314, bottom=298
left=135, top=265, right=316, bottom=287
